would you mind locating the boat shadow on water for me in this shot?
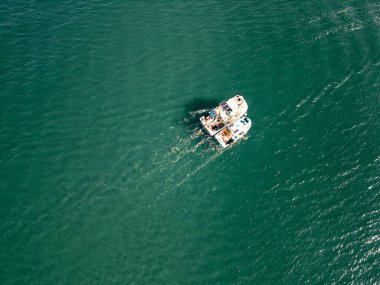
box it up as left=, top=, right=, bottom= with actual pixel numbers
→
left=181, top=98, right=220, bottom=131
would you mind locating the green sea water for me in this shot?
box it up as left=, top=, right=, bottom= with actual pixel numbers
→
left=1, top=1, right=379, bottom=284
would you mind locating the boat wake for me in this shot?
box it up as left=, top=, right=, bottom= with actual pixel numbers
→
left=94, top=108, right=224, bottom=206
left=301, top=6, right=364, bottom=42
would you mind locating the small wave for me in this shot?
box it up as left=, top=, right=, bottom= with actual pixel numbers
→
left=303, top=6, right=364, bottom=42
left=296, top=95, right=311, bottom=109
left=292, top=83, right=333, bottom=122
left=334, top=72, right=353, bottom=89
left=367, top=4, right=380, bottom=25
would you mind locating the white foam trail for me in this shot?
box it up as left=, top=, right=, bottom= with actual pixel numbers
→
left=309, top=6, right=363, bottom=41
left=189, top=108, right=209, bottom=117
left=313, top=83, right=332, bottom=103
left=149, top=150, right=223, bottom=206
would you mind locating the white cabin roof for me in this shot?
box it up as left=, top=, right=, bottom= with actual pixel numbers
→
left=218, top=95, right=248, bottom=122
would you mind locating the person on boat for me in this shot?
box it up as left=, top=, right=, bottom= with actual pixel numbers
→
left=212, top=122, right=223, bottom=131
left=212, top=124, right=219, bottom=131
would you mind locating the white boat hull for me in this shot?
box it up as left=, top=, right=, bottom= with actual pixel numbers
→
left=199, top=95, right=248, bottom=136
left=214, top=117, right=252, bottom=148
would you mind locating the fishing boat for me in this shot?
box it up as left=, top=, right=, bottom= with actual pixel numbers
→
left=199, top=95, right=248, bottom=136
left=214, top=117, right=252, bottom=148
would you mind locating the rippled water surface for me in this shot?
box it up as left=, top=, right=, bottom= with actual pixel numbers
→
left=1, top=1, right=379, bottom=284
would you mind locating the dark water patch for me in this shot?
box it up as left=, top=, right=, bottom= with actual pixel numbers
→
left=180, top=97, right=220, bottom=130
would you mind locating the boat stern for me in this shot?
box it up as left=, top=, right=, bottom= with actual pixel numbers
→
left=199, top=111, right=225, bottom=136
left=214, top=129, right=234, bottom=148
